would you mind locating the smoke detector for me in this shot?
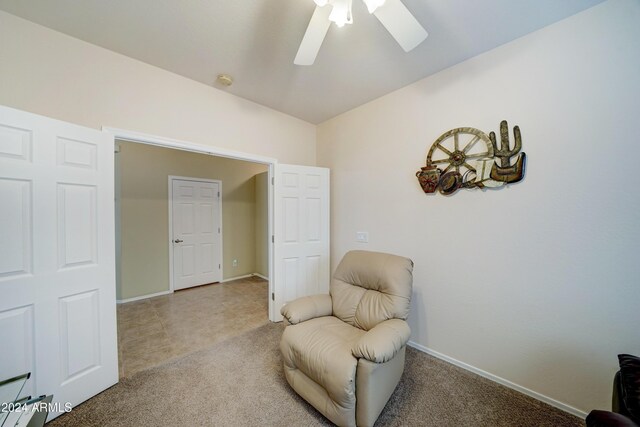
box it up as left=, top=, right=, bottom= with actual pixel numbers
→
left=216, top=74, right=233, bottom=87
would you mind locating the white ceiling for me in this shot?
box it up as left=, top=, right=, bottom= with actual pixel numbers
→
left=0, top=0, right=603, bottom=124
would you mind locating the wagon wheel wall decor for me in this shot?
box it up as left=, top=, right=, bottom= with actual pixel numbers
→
left=425, top=128, right=493, bottom=193
left=427, top=127, right=493, bottom=175
left=416, top=121, right=526, bottom=195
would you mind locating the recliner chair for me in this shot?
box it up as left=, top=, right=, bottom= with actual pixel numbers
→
left=280, top=250, right=413, bottom=427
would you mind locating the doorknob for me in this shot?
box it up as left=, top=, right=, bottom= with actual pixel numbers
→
left=174, top=239, right=183, bottom=243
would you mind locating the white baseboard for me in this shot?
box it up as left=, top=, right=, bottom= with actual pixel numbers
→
left=117, top=290, right=172, bottom=304
left=407, top=341, right=587, bottom=419
left=221, top=274, right=254, bottom=283
left=118, top=274, right=269, bottom=303
left=222, top=273, right=269, bottom=283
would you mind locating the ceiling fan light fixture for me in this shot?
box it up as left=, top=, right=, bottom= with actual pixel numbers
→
left=295, top=0, right=427, bottom=65
left=328, top=0, right=353, bottom=27
left=363, top=0, right=385, bottom=14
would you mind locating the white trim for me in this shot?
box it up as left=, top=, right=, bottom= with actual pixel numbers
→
left=168, top=176, right=221, bottom=184
left=103, top=127, right=278, bottom=322
left=253, top=273, right=269, bottom=281
left=117, top=290, right=172, bottom=304
left=102, top=127, right=277, bottom=164
left=168, top=176, right=223, bottom=292
left=407, top=341, right=587, bottom=419
left=267, top=163, right=275, bottom=320
left=221, top=274, right=254, bottom=283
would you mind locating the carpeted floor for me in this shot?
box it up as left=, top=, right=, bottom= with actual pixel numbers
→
left=47, top=322, right=582, bottom=426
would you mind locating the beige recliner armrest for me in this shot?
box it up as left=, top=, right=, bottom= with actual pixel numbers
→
left=351, top=319, right=411, bottom=363
left=280, top=294, right=333, bottom=324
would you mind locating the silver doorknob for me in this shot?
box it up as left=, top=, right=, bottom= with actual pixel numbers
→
left=174, top=239, right=183, bottom=243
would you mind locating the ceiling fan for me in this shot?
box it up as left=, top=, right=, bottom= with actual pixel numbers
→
left=294, top=0, right=428, bottom=65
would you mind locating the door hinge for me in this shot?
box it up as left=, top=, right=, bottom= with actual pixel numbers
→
left=271, top=235, right=274, bottom=243
left=218, top=227, right=221, bottom=233
left=272, top=292, right=275, bottom=301
left=219, top=264, right=221, bottom=269
left=218, top=191, right=220, bottom=198
left=271, top=177, right=274, bottom=185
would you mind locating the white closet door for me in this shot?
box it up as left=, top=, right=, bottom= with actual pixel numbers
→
left=273, top=164, right=330, bottom=321
left=0, top=105, right=117, bottom=419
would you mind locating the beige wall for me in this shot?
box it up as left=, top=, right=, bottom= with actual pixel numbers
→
left=254, top=172, right=269, bottom=278
left=117, top=141, right=267, bottom=300
left=317, top=0, right=640, bottom=415
left=0, top=11, right=316, bottom=165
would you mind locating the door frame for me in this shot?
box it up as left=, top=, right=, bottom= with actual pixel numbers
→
left=168, top=176, right=223, bottom=292
left=103, top=127, right=279, bottom=321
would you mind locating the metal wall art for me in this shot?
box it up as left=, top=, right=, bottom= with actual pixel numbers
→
left=416, top=120, right=527, bottom=195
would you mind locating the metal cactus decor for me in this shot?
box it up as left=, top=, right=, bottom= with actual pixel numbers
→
left=416, top=120, right=527, bottom=196
left=490, top=121, right=526, bottom=184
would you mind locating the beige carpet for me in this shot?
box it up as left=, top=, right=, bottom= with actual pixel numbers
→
left=47, top=322, right=582, bottom=426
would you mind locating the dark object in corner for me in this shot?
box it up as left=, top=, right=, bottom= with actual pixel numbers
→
left=586, top=354, right=640, bottom=427
left=618, top=354, right=640, bottom=421
left=587, top=410, right=638, bottom=427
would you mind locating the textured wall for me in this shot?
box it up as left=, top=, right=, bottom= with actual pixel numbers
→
left=317, top=0, right=640, bottom=414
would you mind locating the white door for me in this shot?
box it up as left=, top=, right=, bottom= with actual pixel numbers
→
left=0, top=105, right=117, bottom=419
left=171, top=178, right=222, bottom=290
left=273, top=164, right=330, bottom=321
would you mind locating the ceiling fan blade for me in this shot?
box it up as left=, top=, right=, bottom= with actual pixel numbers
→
left=373, top=0, right=428, bottom=52
left=294, top=6, right=332, bottom=65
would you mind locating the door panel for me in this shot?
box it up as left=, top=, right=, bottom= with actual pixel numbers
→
left=0, top=178, right=31, bottom=278
left=57, top=137, right=97, bottom=169
left=0, top=305, right=36, bottom=398
left=57, top=183, right=97, bottom=268
left=0, top=105, right=117, bottom=420
left=59, top=290, right=100, bottom=383
left=274, top=164, right=330, bottom=321
left=0, top=123, right=31, bottom=161
left=171, top=178, right=221, bottom=290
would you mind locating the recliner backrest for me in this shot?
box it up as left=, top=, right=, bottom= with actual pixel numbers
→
left=330, top=250, right=413, bottom=331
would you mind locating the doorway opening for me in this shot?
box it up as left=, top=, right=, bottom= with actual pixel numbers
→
left=110, top=129, right=274, bottom=377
